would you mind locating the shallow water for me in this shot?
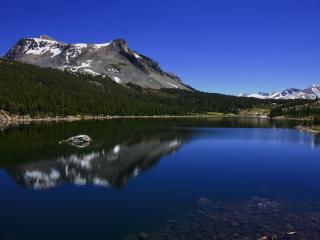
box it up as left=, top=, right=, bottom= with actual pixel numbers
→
left=0, top=118, right=319, bottom=239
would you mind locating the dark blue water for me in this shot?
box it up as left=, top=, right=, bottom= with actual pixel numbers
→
left=0, top=118, right=319, bottom=239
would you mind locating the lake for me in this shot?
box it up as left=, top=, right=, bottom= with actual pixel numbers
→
left=1, top=118, right=320, bottom=240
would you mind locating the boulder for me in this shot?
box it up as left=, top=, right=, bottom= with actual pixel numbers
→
left=0, top=110, right=11, bottom=123
left=59, top=135, right=92, bottom=148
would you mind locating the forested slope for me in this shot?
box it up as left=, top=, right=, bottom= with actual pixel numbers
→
left=0, top=59, right=287, bottom=117
left=269, top=99, right=320, bottom=123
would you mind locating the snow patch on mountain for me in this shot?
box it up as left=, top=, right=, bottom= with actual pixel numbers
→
left=113, top=76, right=122, bottom=83
left=83, top=69, right=100, bottom=76
left=93, top=42, right=111, bottom=49
left=133, top=52, right=142, bottom=59
left=24, top=38, right=63, bottom=57
left=74, top=43, right=88, bottom=48
left=168, top=82, right=179, bottom=88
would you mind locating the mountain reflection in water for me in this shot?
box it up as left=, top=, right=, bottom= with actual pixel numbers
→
left=20, top=137, right=184, bottom=189
left=0, top=120, right=194, bottom=190
left=0, top=118, right=319, bottom=190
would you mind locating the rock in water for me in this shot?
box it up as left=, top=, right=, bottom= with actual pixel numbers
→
left=59, top=135, right=92, bottom=148
left=0, top=110, right=12, bottom=123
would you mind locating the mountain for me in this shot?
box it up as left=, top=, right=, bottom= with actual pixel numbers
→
left=239, top=85, right=320, bottom=100
left=5, top=35, right=190, bottom=90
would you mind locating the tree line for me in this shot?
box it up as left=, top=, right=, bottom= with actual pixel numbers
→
left=0, top=59, right=298, bottom=117
left=269, top=99, right=320, bottom=125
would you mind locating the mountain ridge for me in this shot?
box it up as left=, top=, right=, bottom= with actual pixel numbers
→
left=5, top=35, right=191, bottom=90
left=239, top=85, right=320, bottom=100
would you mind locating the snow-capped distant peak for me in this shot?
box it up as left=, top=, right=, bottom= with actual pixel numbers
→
left=239, top=92, right=271, bottom=99
left=240, top=85, right=320, bottom=100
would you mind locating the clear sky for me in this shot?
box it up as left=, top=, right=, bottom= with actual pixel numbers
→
left=1, top=0, right=320, bottom=95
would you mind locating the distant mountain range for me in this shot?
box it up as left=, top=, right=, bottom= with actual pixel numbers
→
left=239, top=85, right=320, bottom=100
left=5, top=35, right=191, bottom=90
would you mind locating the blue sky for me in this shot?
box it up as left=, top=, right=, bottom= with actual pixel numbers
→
left=1, top=0, right=320, bottom=95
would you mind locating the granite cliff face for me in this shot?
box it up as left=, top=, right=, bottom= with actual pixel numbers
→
left=5, top=35, right=190, bottom=90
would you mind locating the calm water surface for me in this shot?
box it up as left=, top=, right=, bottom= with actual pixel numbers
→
left=0, top=118, right=320, bottom=239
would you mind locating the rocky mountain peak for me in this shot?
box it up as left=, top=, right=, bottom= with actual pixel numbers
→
left=111, top=39, right=128, bottom=48
left=5, top=36, right=191, bottom=90
left=39, top=35, right=58, bottom=41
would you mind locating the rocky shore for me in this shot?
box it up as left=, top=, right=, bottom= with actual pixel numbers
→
left=296, top=125, right=320, bottom=135
left=125, top=197, right=320, bottom=240
left=0, top=109, right=209, bottom=130
left=0, top=110, right=80, bottom=130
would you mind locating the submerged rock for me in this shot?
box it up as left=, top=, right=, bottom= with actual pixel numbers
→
left=59, top=135, right=92, bottom=148
left=143, top=197, right=320, bottom=240
left=139, top=232, right=149, bottom=240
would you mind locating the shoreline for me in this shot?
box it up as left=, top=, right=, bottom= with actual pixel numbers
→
left=0, top=113, right=220, bottom=123
left=0, top=110, right=272, bottom=130
left=0, top=110, right=227, bottom=130
left=2, top=110, right=319, bottom=135
left=296, top=125, right=320, bottom=135
left=272, top=116, right=314, bottom=121
left=0, top=109, right=258, bottom=125
left=0, top=110, right=311, bottom=125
